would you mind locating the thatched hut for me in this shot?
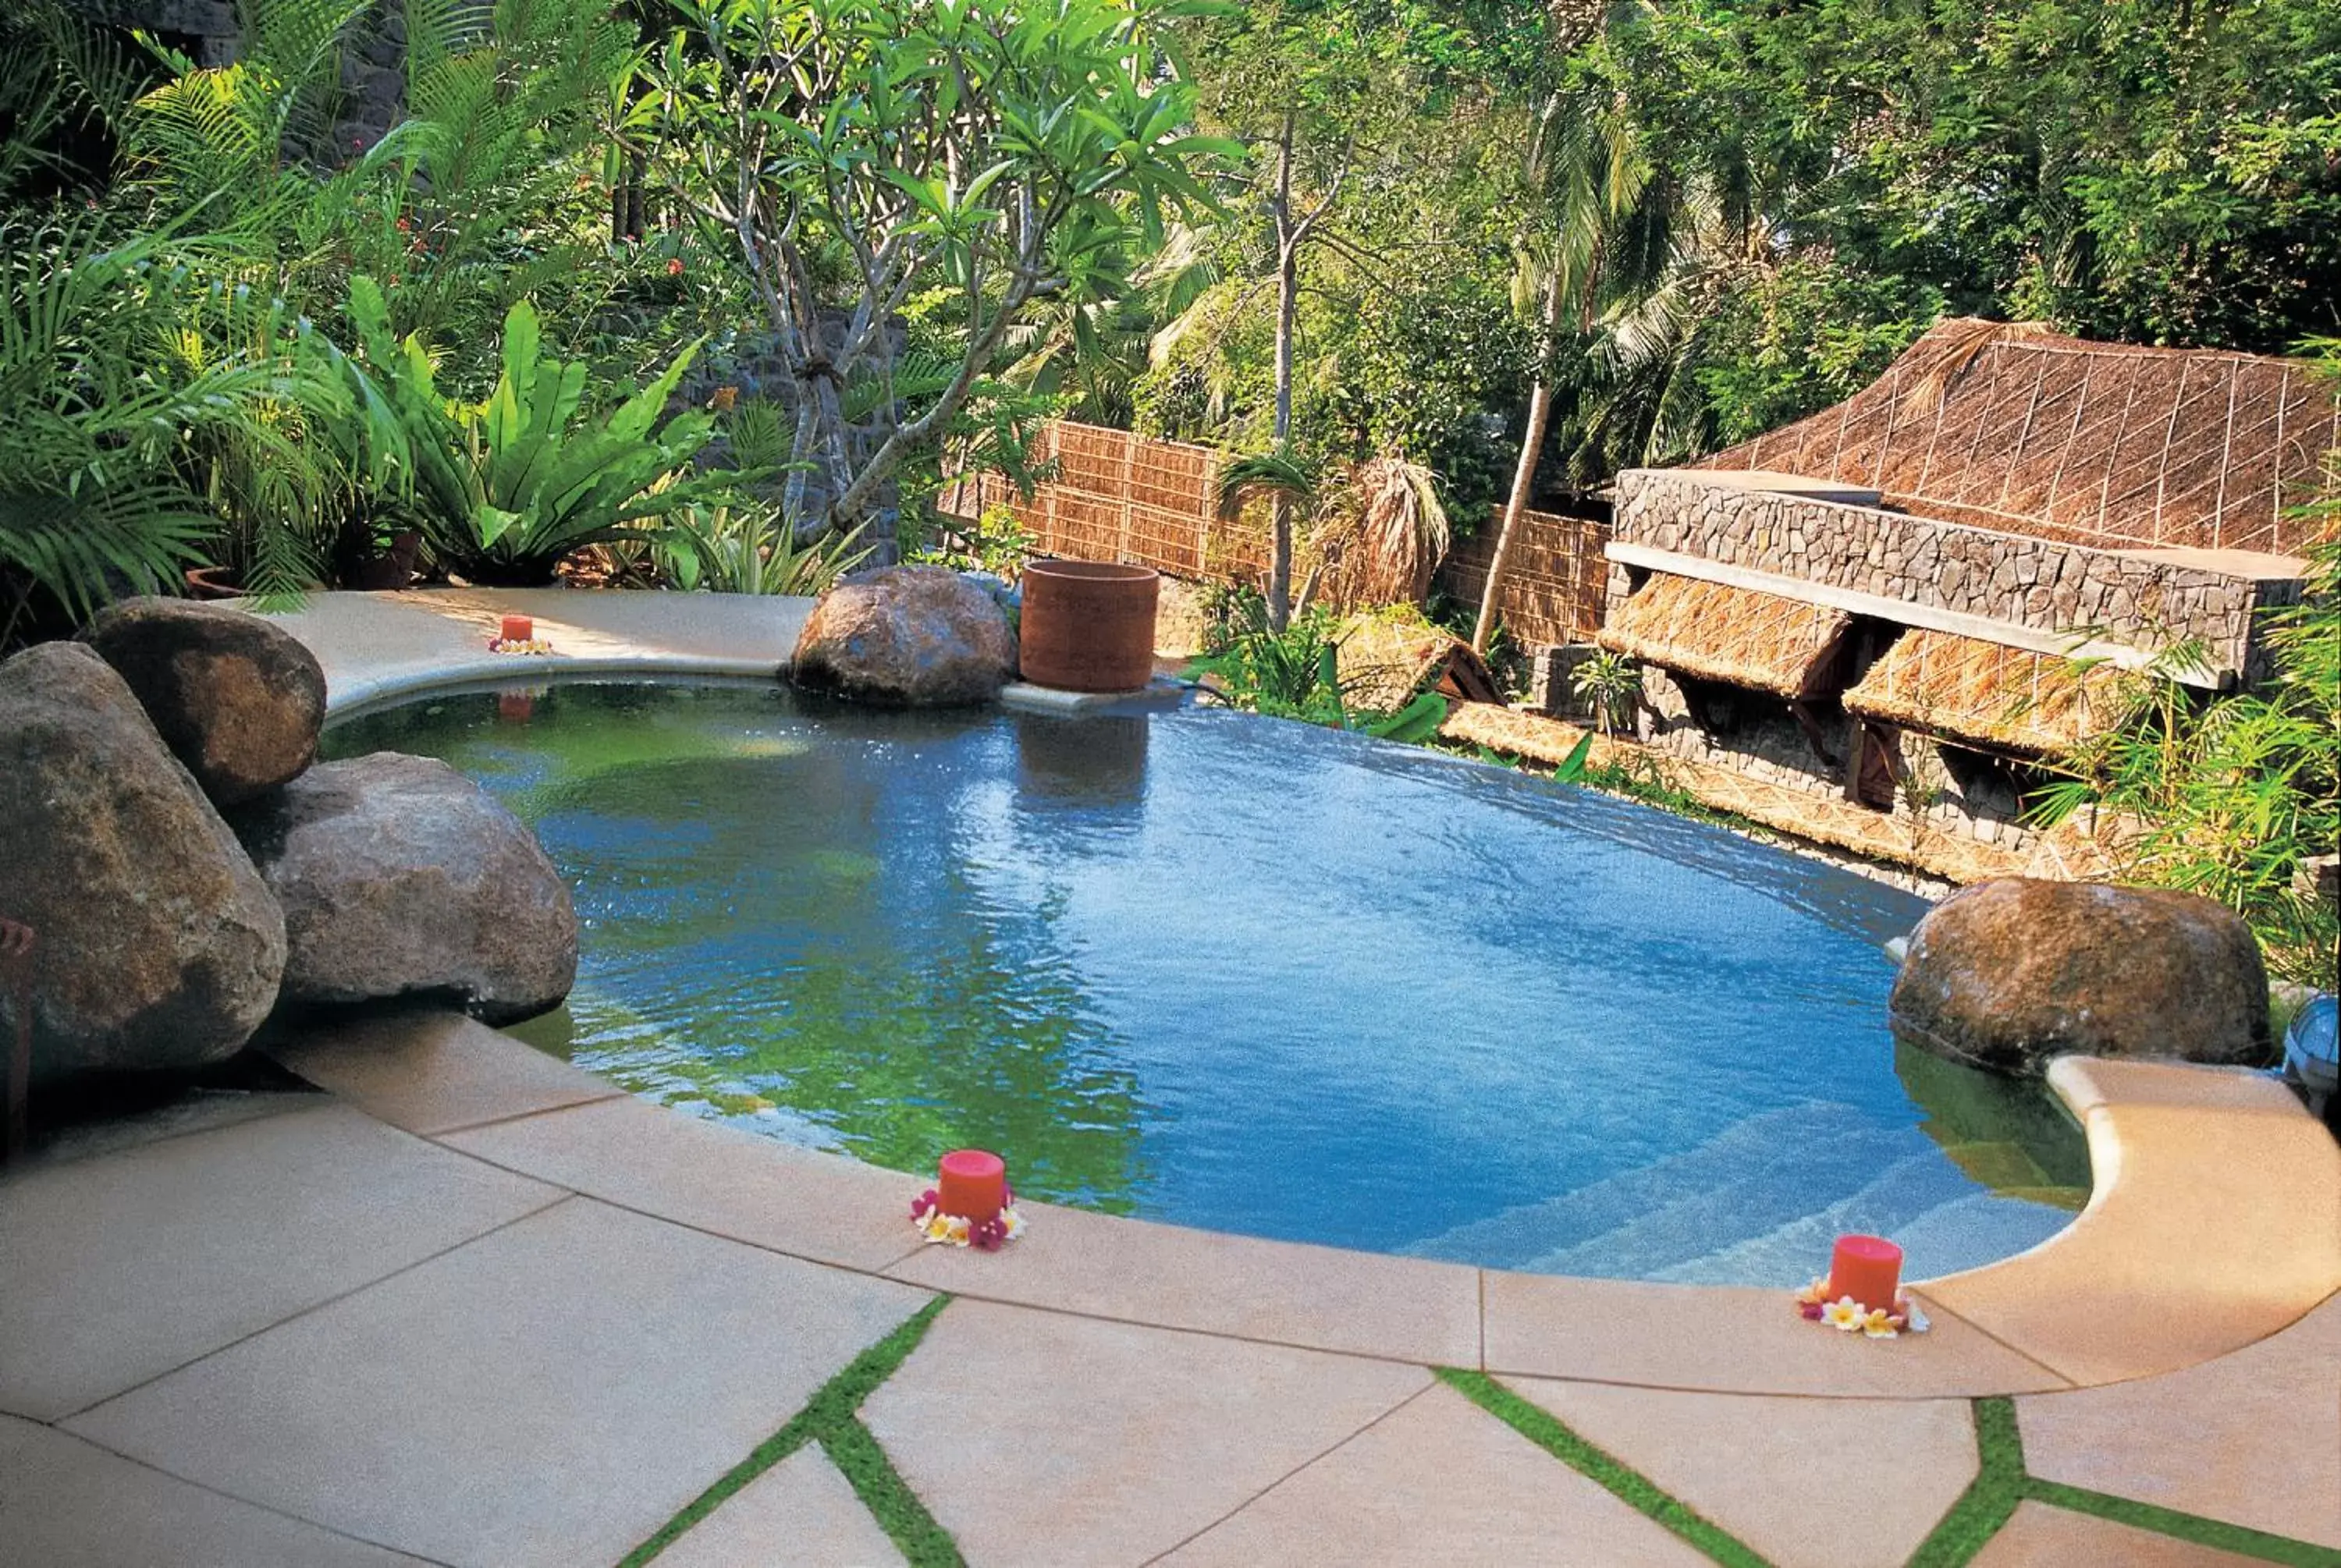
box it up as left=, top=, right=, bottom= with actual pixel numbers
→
left=1600, top=321, right=2332, bottom=846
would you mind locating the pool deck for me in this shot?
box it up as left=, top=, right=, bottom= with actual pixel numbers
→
left=5, top=588, right=2337, bottom=1566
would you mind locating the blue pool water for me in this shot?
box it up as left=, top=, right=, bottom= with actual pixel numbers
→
left=327, top=679, right=2087, bottom=1284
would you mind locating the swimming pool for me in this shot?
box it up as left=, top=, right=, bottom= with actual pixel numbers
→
left=326, top=679, right=2088, bottom=1284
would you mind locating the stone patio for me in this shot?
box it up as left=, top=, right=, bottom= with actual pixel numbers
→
left=4, top=590, right=2338, bottom=1566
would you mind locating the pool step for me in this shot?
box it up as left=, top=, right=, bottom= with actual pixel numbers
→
left=1403, top=1102, right=1924, bottom=1275
left=1519, top=1145, right=1973, bottom=1282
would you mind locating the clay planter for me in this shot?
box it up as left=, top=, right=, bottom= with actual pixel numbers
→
left=183, top=566, right=243, bottom=601
left=1018, top=559, right=1160, bottom=693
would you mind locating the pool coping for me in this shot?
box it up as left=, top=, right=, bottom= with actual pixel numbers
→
left=272, top=587, right=2341, bottom=1399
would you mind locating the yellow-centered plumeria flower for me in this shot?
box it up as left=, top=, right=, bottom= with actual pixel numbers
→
left=922, top=1212, right=969, bottom=1245
left=1862, top=1309, right=1899, bottom=1339
left=1000, top=1209, right=1025, bottom=1240
left=1794, top=1276, right=1833, bottom=1307
left=1822, top=1297, right=1868, bottom=1332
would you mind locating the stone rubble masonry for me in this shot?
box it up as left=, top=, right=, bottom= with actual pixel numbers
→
left=1612, top=469, right=2302, bottom=684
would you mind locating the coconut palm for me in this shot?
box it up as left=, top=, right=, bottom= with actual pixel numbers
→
left=1470, top=66, right=1682, bottom=654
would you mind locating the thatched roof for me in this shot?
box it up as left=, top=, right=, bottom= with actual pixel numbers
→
left=1844, top=629, right=2139, bottom=754
left=1693, top=319, right=2339, bottom=558
left=1337, top=616, right=1499, bottom=711
left=1597, top=573, right=1852, bottom=698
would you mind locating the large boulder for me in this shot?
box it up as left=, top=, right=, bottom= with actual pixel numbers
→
left=235, top=753, right=577, bottom=1023
left=1890, top=877, right=2270, bottom=1076
left=790, top=565, right=1016, bottom=706
left=80, top=596, right=327, bottom=806
left=0, top=643, right=286, bottom=1083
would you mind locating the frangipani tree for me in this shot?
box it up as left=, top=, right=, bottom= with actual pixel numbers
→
left=650, top=0, right=1237, bottom=553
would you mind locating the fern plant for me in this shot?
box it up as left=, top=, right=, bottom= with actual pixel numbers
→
left=346, top=281, right=724, bottom=584
left=0, top=217, right=335, bottom=641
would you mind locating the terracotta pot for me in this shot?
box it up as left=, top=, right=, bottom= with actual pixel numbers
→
left=1018, top=559, right=1160, bottom=693
left=339, top=530, right=422, bottom=591
left=183, top=566, right=242, bottom=601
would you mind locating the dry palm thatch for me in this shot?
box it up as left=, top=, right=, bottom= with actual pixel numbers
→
left=1597, top=573, right=1853, bottom=697
left=1695, top=318, right=2340, bottom=557
left=1334, top=614, right=1498, bottom=711
left=1844, top=630, right=2144, bottom=756
left=1313, top=456, right=1451, bottom=609
left=1437, top=701, right=2123, bottom=885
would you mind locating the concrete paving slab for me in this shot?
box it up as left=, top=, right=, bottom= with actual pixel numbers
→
left=2016, top=1291, right=2341, bottom=1548
left=23, top=1086, right=314, bottom=1170
left=0, top=1413, right=426, bottom=1566
left=64, top=1197, right=932, bottom=1568
left=883, top=1197, right=1480, bottom=1367
left=1159, top=1381, right=1710, bottom=1567
left=443, top=1092, right=926, bottom=1272
left=659, top=1446, right=906, bottom=1568
left=268, top=588, right=812, bottom=715
left=1925, top=1059, right=2341, bottom=1386
left=265, top=1006, right=623, bottom=1137
left=1971, top=1501, right=2267, bottom=1567
left=859, top=1299, right=1428, bottom=1566
left=0, top=1102, right=561, bottom=1421
left=1507, top=1378, right=1978, bottom=1568
left=1481, top=1271, right=2070, bottom=1398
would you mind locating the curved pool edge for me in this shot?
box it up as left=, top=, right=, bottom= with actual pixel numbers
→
left=265, top=585, right=816, bottom=722
left=267, top=1008, right=2340, bottom=1402
left=271, top=588, right=2341, bottom=1397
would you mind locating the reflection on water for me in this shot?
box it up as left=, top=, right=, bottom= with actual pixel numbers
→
left=327, top=679, right=2090, bottom=1283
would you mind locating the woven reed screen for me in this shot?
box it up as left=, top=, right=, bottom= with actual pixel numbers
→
left=940, top=421, right=1611, bottom=647
left=1696, top=318, right=2340, bottom=558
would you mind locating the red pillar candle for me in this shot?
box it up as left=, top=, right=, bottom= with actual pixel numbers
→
left=937, top=1149, right=1007, bottom=1225
left=1828, top=1234, right=1903, bottom=1310
left=499, top=613, right=534, bottom=644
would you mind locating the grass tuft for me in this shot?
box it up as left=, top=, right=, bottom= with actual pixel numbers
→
left=1435, top=1367, right=1773, bottom=1567
left=1906, top=1397, right=2026, bottom=1568
left=619, top=1294, right=955, bottom=1566
left=824, top=1416, right=964, bottom=1566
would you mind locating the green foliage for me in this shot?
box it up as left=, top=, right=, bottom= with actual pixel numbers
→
left=648, top=0, right=1237, bottom=543
left=0, top=217, right=338, bottom=638
left=2031, top=534, right=2341, bottom=988
left=1568, top=649, right=1641, bottom=737
left=663, top=506, right=872, bottom=596
left=1188, top=604, right=1352, bottom=725
left=349, top=286, right=723, bottom=584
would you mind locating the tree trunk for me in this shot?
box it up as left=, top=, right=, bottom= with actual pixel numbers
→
left=1472, top=270, right=1565, bottom=655
left=1267, top=113, right=1298, bottom=632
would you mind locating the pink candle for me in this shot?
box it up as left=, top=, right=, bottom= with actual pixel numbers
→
left=937, top=1149, right=1006, bottom=1225
left=500, top=613, right=534, bottom=643
left=1828, top=1234, right=1903, bottom=1309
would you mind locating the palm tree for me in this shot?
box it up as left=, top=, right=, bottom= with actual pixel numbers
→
left=1470, top=80, right=1678, bottom=655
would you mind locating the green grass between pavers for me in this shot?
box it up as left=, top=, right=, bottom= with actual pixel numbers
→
left=1434, top=1368, right=1774, bottom=1567
left=619, top=1295, right=961, bottom=1567
left=1906, top=1397, right=2027, bottom=1568
left=822, top=1415, right=963, bottom=1565
left=1906, top=1397, right=2341, bottom=1568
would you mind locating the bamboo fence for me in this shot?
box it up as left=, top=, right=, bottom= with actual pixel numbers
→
left=938, top=421, right=1612, bottom=644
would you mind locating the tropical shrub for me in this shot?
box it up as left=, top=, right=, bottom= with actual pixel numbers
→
left=645, top=0, right=1234, bottom=553
left=347, top=283, right=724, bottom=584
left=662, top=506, right=872, bottom=596
left=0, top=218, right=338, bottom=640
left=2031, top=537, right=2340, bottom=989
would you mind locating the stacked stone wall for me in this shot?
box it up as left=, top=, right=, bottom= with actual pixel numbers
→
left=1613, top=470, right=2290, bottom=681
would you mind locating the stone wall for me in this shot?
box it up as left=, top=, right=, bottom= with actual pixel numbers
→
left=66, top=0, right=410, bottom=154
left=1613, top=469, right=2299, bottom=683
left=1636, top=669, right=2048, bottom=852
